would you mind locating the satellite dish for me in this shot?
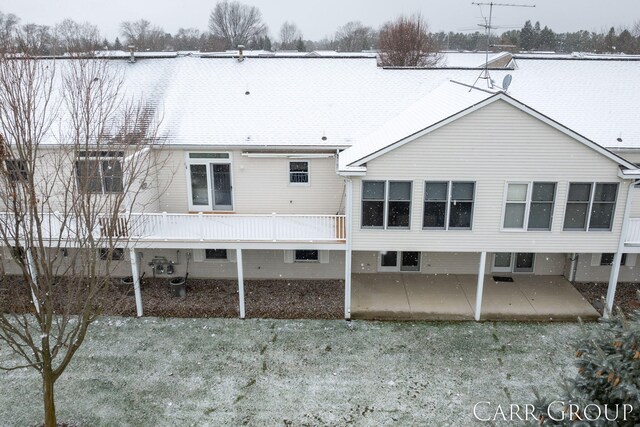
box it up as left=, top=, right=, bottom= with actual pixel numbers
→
left=502, top=74, right=513, bottom=91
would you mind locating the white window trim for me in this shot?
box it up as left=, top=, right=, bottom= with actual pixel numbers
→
left=563, top=182, right=619, bottom=232
left=361, top=180, right=412, bottom=230
left=492, top=252, right=536, bottom=274
left=185, top=152, right=234, bottom=212
left=377, top=251, right=422, bottom=272
left=194, top=249, right=235, bottom=263
left=288, top=160, right=310, bottom=186
left=423, top=181, right=476, bottom=231
left=501, top=181, right=556, bottom=232
left=76, top=153, right=125, bottom=195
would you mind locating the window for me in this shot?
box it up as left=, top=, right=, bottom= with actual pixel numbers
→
left=76, top=153, right=123, bottom=194
left=289, top=161, right=309, bottom=184
left=600, top=253, right=627, bottom=266
left=186, top=153, right=233, bottom=211
left=205, top=249, right=228, bottom=260
left=563, top=183, right=618, bottom=231
left=361, top=181, right=412, bottom=229
left=424, top=181, right=475, bottom=230
left=387, top=181, right=412, bottom=228
left=4, top=159, right=27, bottom=182
left=362, top=181, right=385, bottom=228
left=503, top=182, right=556, bottom=230
left=295, top=250, right=319, bottom=262
left=100, top=248, right=124, bottom=261
left=378, top=251, right=421, bottom=272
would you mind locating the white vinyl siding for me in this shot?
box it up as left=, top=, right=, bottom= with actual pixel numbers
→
left=156, top=150, right=343, bottom=214
left=350, top=100, right=629, bottom=253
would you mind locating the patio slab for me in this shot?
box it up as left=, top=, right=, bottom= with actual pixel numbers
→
left=352, top=273, right=599, bottom=321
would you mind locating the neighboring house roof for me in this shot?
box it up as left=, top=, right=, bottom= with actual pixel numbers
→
left=438, top=51, right=513, bottom=68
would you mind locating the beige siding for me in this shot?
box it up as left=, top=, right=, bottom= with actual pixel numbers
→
left=353, top=251, right=565, bottom=275
left=617, top=151, right=640, bottom=218
left=155, top=150, right=345, bottom=214
left=351, top=100, right=629, bottom=253
left=574, top=253, right=640, bottom=282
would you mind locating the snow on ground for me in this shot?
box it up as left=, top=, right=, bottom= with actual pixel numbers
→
left=0, top=318, right=592, bottom=426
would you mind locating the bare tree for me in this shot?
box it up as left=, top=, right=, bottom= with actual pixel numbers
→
left=0, top=43, right=163, bottom=426
left=173, top=27, right=202, bottom=51
left=0, top=11, right=19, bottom=50
left=208, top=0, right=268, bottom=49
left=53, top=19, right=101, bottom=54
left=335, top=21, right=376, bottom=52
left=279, top=21, right=302, bottom=50
left=120, top=19, right=167, bottom=51
left=377, top=14, right=441, bottom=67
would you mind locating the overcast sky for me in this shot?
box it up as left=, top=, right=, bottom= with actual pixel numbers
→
left=3, top=0, right=638, bottom=41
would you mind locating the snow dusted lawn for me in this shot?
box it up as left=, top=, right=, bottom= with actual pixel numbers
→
left=0, top=318, right=592, bottom=426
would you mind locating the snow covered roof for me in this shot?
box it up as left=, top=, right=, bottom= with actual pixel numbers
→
left=18, top=55, right=640, bottom=158
left=438, top=51, right=512, bottom=68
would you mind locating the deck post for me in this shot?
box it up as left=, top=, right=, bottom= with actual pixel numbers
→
left=26, top=248, right=40, bottom=314
left=344, top=179, right=353, bottom=320
left=605, top=180, right=637, bottom=318
left=236, top=249, right=245, bottom=319
left=130, top=248, right=143, bottom=317
left=475, top=251, right=487, bottom=321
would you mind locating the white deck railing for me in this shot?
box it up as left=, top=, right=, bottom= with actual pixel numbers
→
left=625, top=218, right=640, bottom=245
left=0, top=212, right=347, bottom=244
left=128, top=213, right=346, bottom=242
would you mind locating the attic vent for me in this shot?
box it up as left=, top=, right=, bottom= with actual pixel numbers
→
left=245, top=91, right=250, bottom=95
left=617, top=137, right=623, bottom=142
left=321, top=136, right=327, bottom=141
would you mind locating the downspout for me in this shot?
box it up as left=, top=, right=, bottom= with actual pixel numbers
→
left=344, top=178, right=353, bottom=320
left=568, top=253, right=578, bottom=282
left=605, top=179, right=638, bottom=317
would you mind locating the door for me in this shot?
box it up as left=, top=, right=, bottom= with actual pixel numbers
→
left=513, top=253, right=535, bottom=273
left=492, top=253, right=513, bottom=273
left=492, top=252, right=535, bottom=273
left=378, top=251, right=421, bottom=272
left=211, top=163, right=232, bottom=210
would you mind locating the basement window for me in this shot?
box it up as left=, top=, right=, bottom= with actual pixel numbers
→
left=205, top=249, right=228, bottom=260
left=294, top=250, right=319, bottom=262
left=600, top=253, right=627, bottom=266
left=100, top=248, right=124, bottom=261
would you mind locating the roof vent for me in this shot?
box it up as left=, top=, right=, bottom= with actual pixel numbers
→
left=128, top=45, right=135, bottom=63
left=617, top=137, right=623, bottom=142
left=238, top=45, right=245, bottom=62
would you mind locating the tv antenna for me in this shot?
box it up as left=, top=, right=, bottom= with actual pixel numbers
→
left=470, top=2, right=535, bottom=90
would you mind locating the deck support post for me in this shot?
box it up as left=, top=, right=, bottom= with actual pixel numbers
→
left=130, top=248, right=143, bottom=317
left=605, top=180, right=637, bottom=318
left=237, top=249, right=245, bottom=319
left=344, top=178, right=353, bottom=320
left=475, top=251, right=487, bottom=321
left=26, top=248, right=40, bottom=314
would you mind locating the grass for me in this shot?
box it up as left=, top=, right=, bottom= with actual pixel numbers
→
left=0, top=317, right=592, bottom=426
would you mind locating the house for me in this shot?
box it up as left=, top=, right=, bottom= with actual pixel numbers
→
left=2, top=53, right=640, bottom=321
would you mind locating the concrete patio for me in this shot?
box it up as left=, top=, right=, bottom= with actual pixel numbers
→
left=351, top=273, right=600, bottom=321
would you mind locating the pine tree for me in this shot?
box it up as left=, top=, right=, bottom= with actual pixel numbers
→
left=605, top=27, right=617, bottom=53
left=113, top=36, right=122, bottom=51
left=533, top=306, right=640, bottom=425
left=520, top=20, right=535, bottom=51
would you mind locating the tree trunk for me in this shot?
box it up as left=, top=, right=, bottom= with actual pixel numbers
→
left=43, top=371, right=57, bottom=427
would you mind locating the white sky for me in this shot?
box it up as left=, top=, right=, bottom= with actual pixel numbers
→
left=3, top=0, right=639, bottom=41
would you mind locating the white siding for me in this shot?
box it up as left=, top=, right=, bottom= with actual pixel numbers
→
left=351, top=100, right=630, bottom=253
left=352, top=251, right=565, bottom=275
left=574, top=253, right=640, bottom=282
left=155, top=150, right=344, bottom=214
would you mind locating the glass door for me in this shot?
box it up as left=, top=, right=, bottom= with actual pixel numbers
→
left=492, top=253, right=513, bottom=273
left=513, top=253, right=535, bottom=273
left=211, top=163, right=232, bottom=210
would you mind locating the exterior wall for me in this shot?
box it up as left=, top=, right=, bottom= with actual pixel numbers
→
left=156, top=149, right=345, bottom=215
left=574, top=253, right=640, bottom=282
left=1, top=248, right=345, bottom=280
left=351, top=100, right=630, bottom=253
left=615, top=151, right=640, bottom=218
left=352, top=251, right=566, bottom=275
